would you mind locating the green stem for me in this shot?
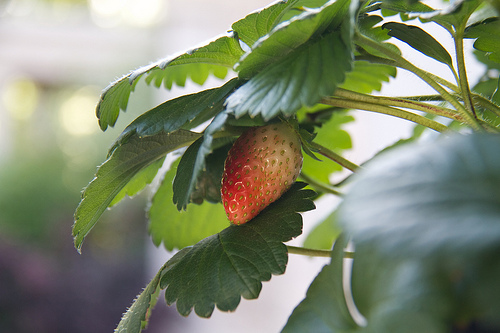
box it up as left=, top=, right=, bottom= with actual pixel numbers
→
left=472, top=93, right=500, bottom=118
left=335, top=88, right=465, bottom=122
left=354, top=33, right=481, bottom=130
left=287, top=246, right=354, bottom=259
left=300, top=172, right=343, bottom=196
left=309, top=141, right=361, bottom=172
left=454, top=29, right=477, bottom=117
left=321, top=96, right=450, bottom=133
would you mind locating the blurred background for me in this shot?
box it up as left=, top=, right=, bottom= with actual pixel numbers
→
left=0, top=0, right=482, bottom=332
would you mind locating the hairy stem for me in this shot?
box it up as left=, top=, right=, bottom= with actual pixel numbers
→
left=287, top=246, right=354, bottom=259
left=300, top=172, right=343, bottom=196
left=334, top=88, right=465, bottom=122
left=321, top=96, right=450, bottom=133
left=454, top=29, right=477, bottom=117
left=354, top=33, right=481, bottom=130
left=309, top=141, right=360, bottom=172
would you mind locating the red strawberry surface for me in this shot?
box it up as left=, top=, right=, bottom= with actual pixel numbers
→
left=221, top=122, right=303, bottom=225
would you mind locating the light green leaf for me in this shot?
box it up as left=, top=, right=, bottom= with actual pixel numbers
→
left=97, top=33, right=244, bottom=131
left=236, top=0, right=352, bottom=78
left=226, top=31, right=352, bottom=121
left=465, top=17, right=500, bottom=63
left=160, top=183, right=316, bottom=318
left=382, top=22, right=454, bottom=68
left=303, top=209, right=342, bottom=250
left=231, top=0, right=299, bottom=48
left=109, top=157, right=165, bottom=207
left=340, top=60, right=397, bottom=94
left=148, top=159, right=229, bottom=251
left=72, top=130, right=201, bottom=252
left=282, top=235, right=358, bottom=332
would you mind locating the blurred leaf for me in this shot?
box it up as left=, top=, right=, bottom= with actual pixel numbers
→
left=160, top=183, right=316, bottom=317
left=231, top=0, right=299, bottom=48
left=115, top=264, right=165, bottom=333
left=303, top=208, right=342, bottom=250
left=110, top=157, right=165, bottom=207
left=382, top=22, right=454, bottom=67
left=72, top=130, right=201, bottom=252
left=226, top=31, right=352, bottom=121
left=110, top=79, right=240, bottom=153
left=235, top=0, right=352, bottom=79
left=148, top=159, right=229, bottom=251
left=340, top=60, right=396, bottom=94
left=282, top=235, right=358, bottom=332
left=172, top=113, right=231, bottom=210
left=339, top=133, right=500, bottom=262
left=465, top=17, right=500, bottom=64
left=97, top=34, right=244, bottom=131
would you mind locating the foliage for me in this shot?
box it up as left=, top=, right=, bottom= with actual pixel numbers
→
left=71, top=0, right=500, bottom=332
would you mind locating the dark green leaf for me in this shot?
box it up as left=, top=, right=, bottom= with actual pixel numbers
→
left=226, top=31, right=352, bottom=121
left=109, top=157, right=165, bottom=207
left=382, top=22, right=454, bottom=67
left=72, top=130, right=201, bottom=252
left=236, top=0, right=352, bottom=78
left=160, top=182, right=316, bottom=317
left=465, top=17, right=500, bottom=63
left=339, top=133, right=500, bottom=263
left=114, top=264, right=165, bottom=333
left=340, top=60, right=397, bottom=94
left=172, top=113, right=230, bottom=210
left=97, top=34, right=244, bottom=131
left=110, top=78, right=240, bottom=153
left=231, top=0, right=299, bottom=48
left=282, top=235, right=358, bottom=332
left=148, top=159, right=229, bottom=251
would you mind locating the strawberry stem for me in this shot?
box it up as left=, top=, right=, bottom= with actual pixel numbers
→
left=299, top=172, right=343, bottom=196
left=287, top=245, right=354, bottom=259
left=309, top=142, right=360, bottom=172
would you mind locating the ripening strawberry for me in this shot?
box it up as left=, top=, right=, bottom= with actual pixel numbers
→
left=221, top=122, right=303, bottom=225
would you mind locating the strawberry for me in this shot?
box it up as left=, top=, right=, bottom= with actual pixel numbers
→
left=221, top=122, right=303, bottom=225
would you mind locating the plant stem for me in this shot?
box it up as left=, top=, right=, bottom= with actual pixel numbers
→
left=321, top=96, right=450, bottom=133
left=300, top=172, right=343, bottom=196
left=454, top=29, right=477, bottom=117
left=309, top=141, right=360, bottom=172
left=334, top=88, right=465, bottom=122
left=354, top=33, right=481, bottom=130
left=287, top=246, right=355, bottom=259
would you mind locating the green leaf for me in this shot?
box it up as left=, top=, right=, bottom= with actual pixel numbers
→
left=172, top=113, right=231, bottom=210
left=303, top=209, right=342, bottom=250
left=382, top=22, right=454, bottom=68
left=148, top=159, right=229, bottom=251
left=226, top=31, right=352, bottom=121
left=301, top=111, right=354, bottom=183
left=96, top=33, right=244, bottom=131
left=72, top=130, right=201, bottom=252
left=114, top=264, right=165, bottom=333
left=337, top=133, right=500, bottom=331
left=160, top=182, right=316, bottom=317
left=235, top=0, right=352, bottom=78
left=339, top=133, right=500, bottom=262
left=111, top=78, right=240, bottom=153
left=465, top=17, right=500, bottom=63
left=282, top=235, right=358, bottom=332
left=340, top=60, right=397, bottom=94
left=231, top=0, right=299, bottom=48
left=109, top=157, right=165, bottom=207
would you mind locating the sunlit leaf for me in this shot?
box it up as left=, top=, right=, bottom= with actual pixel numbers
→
left=303, top=208, right=342, bottom=250
left=97, top=34, right=244, bottom=131
left=160, top=183, right=315, bottom=317
left=465, top=17, right=500, bottom=64
left=340, top=60, right=396, bottom=94
left=72, top=130, right=201, bottom=252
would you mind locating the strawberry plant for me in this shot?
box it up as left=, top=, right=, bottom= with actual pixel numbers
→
left=72, top=0, right=500, bottom=332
